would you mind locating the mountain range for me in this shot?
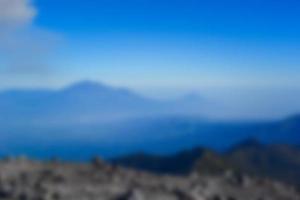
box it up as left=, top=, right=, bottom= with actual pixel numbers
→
left=112, top=139, right=300, bottom=187
left=0, top=81, right=299, bottom=159
left=0, top=81, right=203, bottom=125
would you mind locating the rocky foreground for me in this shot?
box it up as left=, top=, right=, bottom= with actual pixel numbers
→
left=0, top=158, right=299, bottom=200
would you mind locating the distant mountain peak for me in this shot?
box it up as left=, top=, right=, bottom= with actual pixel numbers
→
left=65, top=80, right=110, bottom=91
left=63, top=81, right=138, bottom=97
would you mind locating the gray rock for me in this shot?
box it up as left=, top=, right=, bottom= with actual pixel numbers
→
left=0, top=158, right=297, bottom=200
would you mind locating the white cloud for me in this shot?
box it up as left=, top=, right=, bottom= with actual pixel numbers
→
left=0, top=0, right=37, bottom=27
left=0, top=0, right=61, bottom=74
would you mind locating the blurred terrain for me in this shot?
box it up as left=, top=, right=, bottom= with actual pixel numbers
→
left=0, top=81, right=299, bottom=199
left=113, top=139, right=300, bottom=188
left=0, top=157, right=299, bottom=200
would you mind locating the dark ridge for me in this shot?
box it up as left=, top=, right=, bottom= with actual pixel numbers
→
left=112, top=147, right=208, bottom=175
left=113, top=139, right=300, bottom=187
left=227, top=138, right=264, bottom=153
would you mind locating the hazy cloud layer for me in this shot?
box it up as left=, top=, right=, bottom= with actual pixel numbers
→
left=0, top=0, right=36, bottom=27
left=0, top=0, right=60, bottom=74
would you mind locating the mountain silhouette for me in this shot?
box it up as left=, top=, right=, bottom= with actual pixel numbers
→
left=113, top=139, right=300, bottom=187
left=0, top=81, right=203, bottom=125
left=111, top=147, right=209, bottom=175
left=0, top=81, right=299, bottom=161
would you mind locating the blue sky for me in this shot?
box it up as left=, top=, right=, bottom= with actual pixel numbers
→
left=39, top=0, right=300, bottom=89
left=36, top=0, right=300, bottom=37
left=1, top=0, right=300, bottom=89
left=0, top=0, right=300, bottom=118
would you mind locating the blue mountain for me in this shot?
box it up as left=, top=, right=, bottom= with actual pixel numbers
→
left=0, top=81, right=203, bottom=125
left=0, top=81, right=299, bottom=160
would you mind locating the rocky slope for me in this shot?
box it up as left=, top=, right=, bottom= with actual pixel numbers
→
left=113, top=140, right=300, bottom=187
left=0, top=157, right=298, bottom=200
